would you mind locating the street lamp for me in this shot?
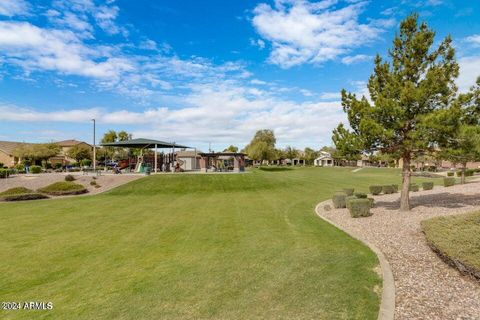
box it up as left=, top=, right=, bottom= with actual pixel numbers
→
left=91, top=119, right=96, bottom=171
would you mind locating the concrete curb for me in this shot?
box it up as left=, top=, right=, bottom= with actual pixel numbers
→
left=315, top=201, right=395, bottom=320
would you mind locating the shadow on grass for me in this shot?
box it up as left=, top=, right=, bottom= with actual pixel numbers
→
left=375, top=192, right=480, bottom=210
left=258, top=166, right=293, bottom=172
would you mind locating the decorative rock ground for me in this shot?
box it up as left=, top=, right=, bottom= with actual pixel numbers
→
left=317, top=181, right=480, bottom=320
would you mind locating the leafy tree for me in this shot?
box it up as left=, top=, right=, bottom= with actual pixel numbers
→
left=67, top=144, right=92, bottom=163
left=13, top=143, right=61, bottom=166
left=332, top=123, right=362, bottom=162
left=223, top=145, right=239, bottom=153
left=334, top=14, right=459, bottom=211
left=245, top=129, right=277, bottom=163
left=303, top=147, right=319, bottom=165
left=436, top=78, right=480, bottom=183
left=284, top=146, right=299, bottom=163
left=117, top=131, right=132, bottom=141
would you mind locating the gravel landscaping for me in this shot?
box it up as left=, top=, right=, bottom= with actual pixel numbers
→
left=0, top=173, right=142, bottom=198
left=316, top=180, right=480, bottom=320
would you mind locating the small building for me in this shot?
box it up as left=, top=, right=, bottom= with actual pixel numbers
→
left=199, top=152, right=246, bottom=172
left=176, top=150, right=201, bottom=171
left=314, top=151, right=334, bottom=167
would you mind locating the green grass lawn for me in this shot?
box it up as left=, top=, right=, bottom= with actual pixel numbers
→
left=0, top=167, right=436, bottom=319
left=422, top=211, right=480, bottom=277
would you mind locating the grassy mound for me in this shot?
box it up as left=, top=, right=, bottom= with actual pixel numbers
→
left=0, top=187, right=48, bottom=201
left=422, top=211, right=480, bottom=280
left=38, top=181, right=87, bottom=196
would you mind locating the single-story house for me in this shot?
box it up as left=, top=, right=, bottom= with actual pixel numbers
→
left=0, top=139, right=91, bottom=167
left=314, top=151, right=334, bottom=167
left=50, top=140, right=92, bottom=165
left=0, top=141, right=28, bottom=167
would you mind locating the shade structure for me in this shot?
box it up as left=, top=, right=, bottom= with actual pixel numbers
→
left=100, top=138, right=189, bottom=149
left=100, top=138, right=189, bottom=174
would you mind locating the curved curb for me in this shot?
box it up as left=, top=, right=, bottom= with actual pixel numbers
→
left=315, top=201, right=395, bottom=320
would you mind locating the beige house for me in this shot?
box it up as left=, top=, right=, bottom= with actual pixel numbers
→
left=51, top=140, right=92, bottom=165
left=0, top=141, right=27, bottom=167
left=0, top=139, right=91, bottom=167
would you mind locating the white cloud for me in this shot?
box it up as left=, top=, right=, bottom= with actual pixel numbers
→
left=0, top=21, right=133, bottom=79
left=457, top=56, right=480, bottom=92
left=465, top=34, right=480, bottom=47
left=0, top=0, right=29, bottom=17
left=0, top=80, right=346, bottom=148
left=341, top=54, right=372, bottom=65
left=252, top=0, right=390, bottom=68
left=250, top=79, right=267, bottom=85
left=320, top=91, right=340, bottom=99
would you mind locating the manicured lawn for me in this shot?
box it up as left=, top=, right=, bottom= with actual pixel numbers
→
left=0, top=167, right=435, bottom=319
left=422, top=211, right=480, bottom=277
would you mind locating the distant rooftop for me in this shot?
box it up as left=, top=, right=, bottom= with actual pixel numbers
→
left=101, top=138, right=189, bottom=149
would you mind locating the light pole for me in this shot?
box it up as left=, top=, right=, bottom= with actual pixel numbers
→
left=91, top=119, right=96, bottom=171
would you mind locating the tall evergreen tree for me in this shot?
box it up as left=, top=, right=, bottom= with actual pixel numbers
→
left=335, top=14, right=459, bottom=211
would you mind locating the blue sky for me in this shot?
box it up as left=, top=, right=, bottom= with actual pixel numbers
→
left=1, top=0, right=480, bottom=151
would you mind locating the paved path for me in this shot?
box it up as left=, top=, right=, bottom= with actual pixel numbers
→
left=316, top=181, right=480, bottom=320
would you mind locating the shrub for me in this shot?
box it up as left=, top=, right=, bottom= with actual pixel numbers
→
left=382, top=185, right=395, bottom=194
left=342, top=188, right=354, bottom=196
left=369, top=185, right=382, bottom=195
left=466, top=169, right=474, bottom=177
left=54, top=163, right=63, bottom=169
left=90, top=180, right=97, bottom=186
left=391, top=184, right=399, bottom=193
left=348, top=199, right=372, bottom=218
left=0, top=169, right=9, bottom=178
left=38, top=181, right=87, bottom=196
left=422, top=182, right=434, bottom=190
left=409, top=183, right=419, bottom=192
left=94, top=184, right=101, bottom=189
left=65, top=174, right=76, bottom=182
left=332, top=192, right=347, bottom=209
left=368, top=197, right=375, bottom=208
left=345, top=195, right=357, bottom=209
left=444, top=177, right=455, bottom=187
left=30, top=165, right=42, bottom=174
left=354, top=192, right=367, bottom=199
left=81, top=159, right=92, bottom=167
left=456, top=171, right=462, bottom=177
left=447, top=172, right=454, bottom=177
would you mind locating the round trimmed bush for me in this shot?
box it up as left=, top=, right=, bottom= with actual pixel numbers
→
left=0, top=169, right=10, bottom=178
left=90, top=180, right=97, bottom=186
left=342, top=188, right=354, bottom=196
left=409, top=183, right=419, bottom=192
left=29, top=165, right=42, bottom=174
left=422, top=182, right=434, bottom=190
left=444, top=177, right=455, bottom=187
left=65, top=174, right=76, bottom=182
left=354, top=192, right=367, bottom=199
left=382, top=185, right=395, bottom=194
left=348, top=199, right=372, bottom=218
left=345, top=195, right=356, bottom=209
left=466, top=169, right=474, bottom=177
left=391, top=184, right=399, bottom=193
left=369, top=185, right=382, bottom=195
left=38, top=181, right=87, bottom=196
left=332, top=192, right=347, bottom=209
left=368, top=197, right=375, bottom=208
left=447, top=171, right=454, bottom=177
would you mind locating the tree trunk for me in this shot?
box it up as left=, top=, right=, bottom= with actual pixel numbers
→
left=461, top=163, right=466, bottom=184
left=400, top=156, right=411, bottom=211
